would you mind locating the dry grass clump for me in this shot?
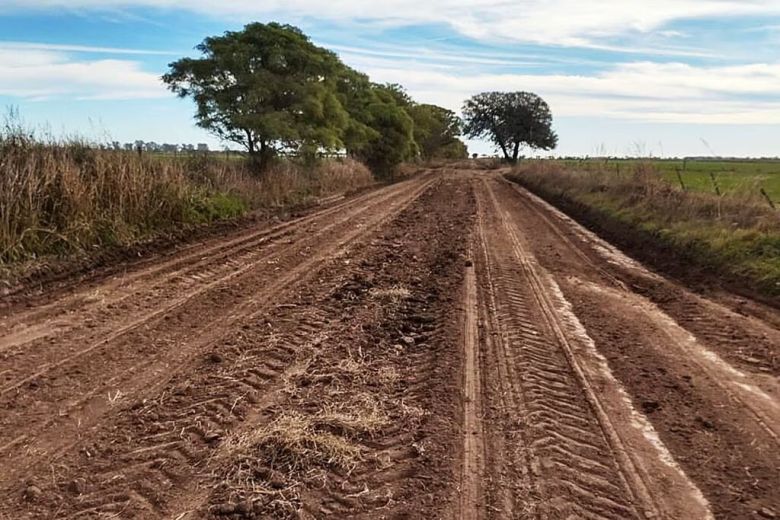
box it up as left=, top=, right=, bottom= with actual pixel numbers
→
left=223, top=393, right=390, bottom=475
left=210, top=392, right=391, bottom=518
left=298, top=354, right=401, bottom=390
left=237, top=412, right=363, bottom=472
left=368, top=284, right=411, bottom=303
left=315, top=393, right=392, bottom=436
left=0, top=127, right=374, bottom=264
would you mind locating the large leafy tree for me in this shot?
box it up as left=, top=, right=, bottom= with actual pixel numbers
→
left=333, top=67, right=382, bottom=157
left=333, top=79, right=417, bottom=178
left=163, top=22, right=349, bottom=169
left=352, top=84, right=417, bottom=179
left=407, top=103, right=467, bottom=160
left=462, top=91, right=557, bottom=163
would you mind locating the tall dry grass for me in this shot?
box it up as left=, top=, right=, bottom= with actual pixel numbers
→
left=514, top=161, right=777, bottom=230
left=508, top=160, right=780, bottom=297
left=0, top=130, right=373, bottom=263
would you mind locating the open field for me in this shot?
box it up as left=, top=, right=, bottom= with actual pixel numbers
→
left=0, top=166, right=777, bottom=519
left=557, top=158, right=780, bottom=201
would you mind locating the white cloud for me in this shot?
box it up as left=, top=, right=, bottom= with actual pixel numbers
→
left=0, top=48, right=166, bottom=100
left=0, top=41, right=177, bottom=55
left=3, top=0, right=780, bottom=50
left=3, top=41, right=779, bottom=125
left=351, top=58, right=780, bottom=124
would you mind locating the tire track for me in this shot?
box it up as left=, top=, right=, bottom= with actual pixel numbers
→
left=459, top=254, right=483, bottom=520
left=188, top=179, right=473, bottom=520
left=0, top=182, right=394, bottom=353
left=62, top=304, right=338, bottom=519
left=0, top=179, right=428, bottom=402
left=505, top=178, right=780, bottom=376
left=0, top=178, right=434, bottom=494
left=504, top=180, right=780, bottom=440
left=474, top=175, right=713, bottom=519
left=475, top=179, right=646, bottom=520
left=0, top=180, right=420, bottom=395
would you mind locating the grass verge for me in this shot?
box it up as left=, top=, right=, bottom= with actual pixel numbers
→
left=0, top=130, right=374, bottom=275
left=506, top=161, right=780, bottom=302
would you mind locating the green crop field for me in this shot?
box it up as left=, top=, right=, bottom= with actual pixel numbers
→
left=556, top=159, right=780, bottom=203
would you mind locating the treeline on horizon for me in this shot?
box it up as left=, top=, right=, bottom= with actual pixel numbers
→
left=163, top=22, right=468, bottom=177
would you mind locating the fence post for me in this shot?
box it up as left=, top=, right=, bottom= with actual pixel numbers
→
left=709, top=172, right=721, bottom=196
left=760, top=188, right=776, bottom=210
left=675, top=168, right=686, bottom=191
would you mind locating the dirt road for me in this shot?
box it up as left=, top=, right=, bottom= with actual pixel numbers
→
left=1, top=169, right=777, bottom=519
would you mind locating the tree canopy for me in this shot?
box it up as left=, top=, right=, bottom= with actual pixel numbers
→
left=163, top=23, right=350, bottom=169
left=408, top=104, right=467, bottom=160
left=462, top=91, right=557, bottom=163
left=163, top=22, right=468, bottom=175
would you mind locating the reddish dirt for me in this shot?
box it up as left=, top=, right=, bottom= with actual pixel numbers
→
left=0, top=169, right=777, bottom=520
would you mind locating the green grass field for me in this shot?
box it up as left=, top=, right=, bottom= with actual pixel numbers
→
left=557, top=159, right=780, bottom=203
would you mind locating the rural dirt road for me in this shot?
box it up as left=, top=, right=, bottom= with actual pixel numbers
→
left=1, top=169, right=778, bottom=519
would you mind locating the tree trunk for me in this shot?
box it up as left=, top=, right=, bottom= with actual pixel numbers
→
left=490, top=118, right=512, bottom=162
left=245, top=129, right=255, bottom=156
left=511, top=141, right=520, bottom=164
left=497, top=141, right=511, bottom=162
left=257, top=140, right=274, bottom=173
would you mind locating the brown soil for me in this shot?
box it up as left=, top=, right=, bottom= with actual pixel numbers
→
left=0, top=169, right=777, bottom=520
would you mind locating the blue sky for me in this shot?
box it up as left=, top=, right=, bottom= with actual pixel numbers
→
left=1, top=1, right=779, bottom=157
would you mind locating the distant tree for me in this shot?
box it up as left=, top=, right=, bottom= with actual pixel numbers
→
left=407, top=103, right=466, bottom=160
left=433, top=139, right=468, bottom=159
left=163, top=22, right=350, bottom=170
left=462, top=91, right=557, bottom=163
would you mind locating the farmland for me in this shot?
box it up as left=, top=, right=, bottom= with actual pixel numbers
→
left=557, top=158, right=780, bottom=201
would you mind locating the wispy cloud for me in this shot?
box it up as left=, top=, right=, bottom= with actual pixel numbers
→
left=0, top=48, right=166, bottom=100
left=359, top=60, right=780, bottom=124
left=327, top=43, right=543, bottom=68
left=0, top=41, right=177, bottom=55
left=325, top=41, right=612, bottom=69
left=3, top=0, right=779, bottom=53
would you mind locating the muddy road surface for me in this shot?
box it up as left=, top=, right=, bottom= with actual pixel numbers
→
left=1, top=169, right=777, bottom=519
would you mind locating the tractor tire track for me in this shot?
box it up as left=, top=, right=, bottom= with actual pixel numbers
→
left=0, top=182, right=394, bottom=354
left=0, top=176, right=433, bottom=497
left=470, top=176, right=711, bottom=519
